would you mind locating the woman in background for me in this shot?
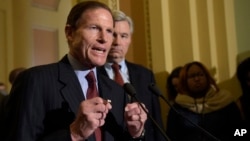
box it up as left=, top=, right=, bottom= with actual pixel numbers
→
left=166, top=66, right=183, bottom=105
left=167, top=61, right=242, bottom=141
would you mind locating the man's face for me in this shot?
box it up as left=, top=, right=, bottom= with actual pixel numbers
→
left=67, top=8, right=114, bottom=68
left=108, top=21, right=131, bottom=63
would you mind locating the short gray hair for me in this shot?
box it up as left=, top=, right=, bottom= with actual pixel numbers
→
left=112, top=10, right=134, bottom=34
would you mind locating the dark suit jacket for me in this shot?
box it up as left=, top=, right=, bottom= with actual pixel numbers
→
left=98, top=61, right=165, bottom=141
left=1, top=56, right=131, bottom=141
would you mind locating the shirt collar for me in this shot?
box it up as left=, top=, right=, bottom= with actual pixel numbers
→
left=67, top=53, right=97, bottom=77
left=105, top=59, right=126, bottom=71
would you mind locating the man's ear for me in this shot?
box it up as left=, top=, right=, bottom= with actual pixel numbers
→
left=65, top=25, right=73, bottom=40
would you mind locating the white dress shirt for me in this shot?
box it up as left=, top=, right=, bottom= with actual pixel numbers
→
left=104, top=60, right=130, bottom=84
left=67, top=53, right=98, bottom=98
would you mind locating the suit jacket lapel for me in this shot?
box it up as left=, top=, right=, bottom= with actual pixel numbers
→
left=97, top=66, right=109, bottom=77
left=58, top=56, right=85, bottom=114
left=126, top=61, right=139, bottom=88
left=97, top=74, right=114, bottom=101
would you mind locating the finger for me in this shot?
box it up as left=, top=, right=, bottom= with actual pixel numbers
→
left=91, top=97, right=104, bottom=104
left=125, top=107, right=141, bottom=117
left=125, top=103, right=139, bottom=111
left=98, top=112, right=106, bottom=120
left=99, top=119, right=105, bottom=126
left=126, top=102, right=144, bottom=112
left=92, top=118, right=100, bottom=128
left=100, top=112, right=104, bottom=119
left=92, top=98, right=112, bottom=112
left=138, top=114, right=141, bottom=121
left=103, top=101, right=112, bottom=112
left=90, top=102, right=106, bottom=114
left=91, top=113, right=104, bottom=128
left=128, top=114, right=141, bottom=121
left=138, top=103, right=141, bottom=114
left=103, top=99, right=111, bottom=105
left=92, top=112, right=105, bottom=121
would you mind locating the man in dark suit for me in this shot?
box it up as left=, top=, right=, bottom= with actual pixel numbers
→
left=98, top=10, right=165, bottom=141
left=1, top=1, right=147, bottom=141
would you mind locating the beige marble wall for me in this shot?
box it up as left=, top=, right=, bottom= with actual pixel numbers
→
left=0, top=0, right=14, bottom=91
left=0, top=0, right=72, bottom=91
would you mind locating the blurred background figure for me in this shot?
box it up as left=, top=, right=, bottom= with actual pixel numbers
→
left=0, top=82, right=8, bottom=108
left=166, top=66, right=183, bottom=105
left=236, top=57, right=250, bottom=129
left=9, top=67, right=26, bottom=85
left=0, top=82, right=7, bottom=96
left=0, top=82, right=8, bottom=119
left=0, top=67, right=26, bottom=117
left=166, top=61, right=242, bottom=141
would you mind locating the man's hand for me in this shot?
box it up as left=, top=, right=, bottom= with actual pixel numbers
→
left=124, top=102, right=147, bottom=138
left=70, top=97, right=112, bottom=141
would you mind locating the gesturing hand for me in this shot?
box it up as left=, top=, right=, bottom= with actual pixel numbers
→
left=124, top=102, right=147, bottom=138
left=70, top=97, right=112, bottom=141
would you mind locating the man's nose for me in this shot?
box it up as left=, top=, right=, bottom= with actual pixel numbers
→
left=98, top=31, right=108, bottom=43
left=112, top=36, right=121, bottom=46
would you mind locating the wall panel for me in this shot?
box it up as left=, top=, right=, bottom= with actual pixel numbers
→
left=32, top=27, right=58, bottom=65
left=0, top=10, right=7, bottom=82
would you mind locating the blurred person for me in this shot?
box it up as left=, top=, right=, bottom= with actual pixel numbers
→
left=1, top=1, right=147, bottom=141
left=166, top=61, right=242, bottom=141
left=0, top=82, right=7, bottom=96
left=0, top=67, right=27, bottom=117
left=0, top=82, right=7, bottom=109
left=237, top=57, right=250, bottom=129
left=166, top=66, right=183, bottom=105
left=98, top=10, right=165, bottom=141
left=9, top=67, right=26, bottom=85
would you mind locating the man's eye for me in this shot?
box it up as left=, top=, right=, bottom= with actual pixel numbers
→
left=90, top=26, right=98, bottom=30
left=107, top=29, right=113, bottom=34
left=87, top=26, right=99, bottom=30
left=121, top=35, right=128, bottom=38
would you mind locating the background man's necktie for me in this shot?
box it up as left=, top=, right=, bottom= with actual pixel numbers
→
left=86, top=71, right=101, bottom=141
left=111, top=63, right=124, bottom=86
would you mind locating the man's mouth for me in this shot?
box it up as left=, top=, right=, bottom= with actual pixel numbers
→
left=109, top=49, right=120, bottom=53
left=92, top=47, right=106, bottom=54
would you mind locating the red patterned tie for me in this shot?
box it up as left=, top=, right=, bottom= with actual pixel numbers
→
left=111, top=63, right=124, bottom=86
left=86, top=71, right=101, bottom=141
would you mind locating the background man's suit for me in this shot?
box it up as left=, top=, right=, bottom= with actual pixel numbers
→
left=98, top=61, right=165, bottom=141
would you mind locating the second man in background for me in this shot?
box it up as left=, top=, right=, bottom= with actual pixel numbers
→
left=98, top=10, right=165, bottom=141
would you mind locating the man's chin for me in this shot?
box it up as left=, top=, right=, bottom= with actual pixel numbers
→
left=108, top=55, right=121, bottom=60
left=94, top=61, right=106, bottom=67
